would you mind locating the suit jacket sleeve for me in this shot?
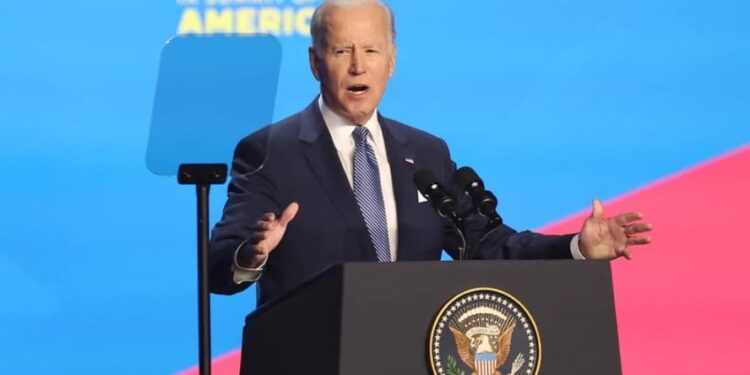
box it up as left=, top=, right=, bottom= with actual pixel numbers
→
left=434, top=138, right=575, bottom=260
left=209, top=129, right=279, bottom=295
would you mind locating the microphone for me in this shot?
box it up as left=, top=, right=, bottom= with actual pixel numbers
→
left=413, top=169, right=461, bottom=226
left=414, top=169, right=468, bottom=260
left=455, top=166, right=502, bottom=229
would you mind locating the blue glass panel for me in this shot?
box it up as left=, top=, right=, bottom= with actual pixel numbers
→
left=146, top=34, right=282, bottom=176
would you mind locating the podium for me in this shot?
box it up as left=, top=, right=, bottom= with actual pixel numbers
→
left=240, top=260, right=621, bottom=374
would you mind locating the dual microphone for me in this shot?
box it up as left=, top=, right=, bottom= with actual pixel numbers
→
left=454, top=167, right=503, bottom=229
left=413, top=166, right=502, bottom=260
left=413, top=166, right=502, bottom=236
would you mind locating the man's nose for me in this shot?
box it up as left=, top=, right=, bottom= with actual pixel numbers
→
left=348, top=50, right=365, bottom=75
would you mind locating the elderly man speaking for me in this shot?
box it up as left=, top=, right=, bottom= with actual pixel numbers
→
left=208, top=0, right=652, bottom=306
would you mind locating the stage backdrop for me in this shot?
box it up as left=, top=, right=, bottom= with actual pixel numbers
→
left=1, top=1, right=748, bottom=374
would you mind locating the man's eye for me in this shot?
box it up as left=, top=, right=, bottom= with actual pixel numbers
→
left=334, top=49, right=349, bottom=55
left=366, top=49, right=379, bottom=54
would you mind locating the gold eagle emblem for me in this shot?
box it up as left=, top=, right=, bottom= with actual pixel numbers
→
left=449, top=321, right=516, bottom=375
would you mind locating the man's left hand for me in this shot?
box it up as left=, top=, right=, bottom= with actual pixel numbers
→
left=579, top=199, right=653, bottom=260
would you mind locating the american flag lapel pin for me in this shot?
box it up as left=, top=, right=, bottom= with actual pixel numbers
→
left=404, top=158, right=414, bottom=164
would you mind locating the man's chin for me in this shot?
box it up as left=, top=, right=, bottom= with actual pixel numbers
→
left=341, top=108, right=376, bottom=125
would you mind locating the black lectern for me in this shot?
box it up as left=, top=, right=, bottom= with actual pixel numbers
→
left=241, top=260, right=621, bottom=374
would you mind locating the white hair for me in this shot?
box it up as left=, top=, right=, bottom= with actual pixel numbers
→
left=310, top=0, right=396, bottom=55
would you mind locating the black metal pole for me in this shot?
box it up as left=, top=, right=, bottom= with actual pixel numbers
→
left=178, top=163, right=227, bottom=375
left=197, top=184, right=212, bottom=375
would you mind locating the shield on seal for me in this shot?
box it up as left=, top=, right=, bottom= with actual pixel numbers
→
left=475, top=352, right=498, bottom=375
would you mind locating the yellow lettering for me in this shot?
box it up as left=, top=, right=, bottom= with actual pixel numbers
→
left=177, top=8, right=203, bottom=35
left=235, top=8, right=257, bottom=35
left=177, top=6, right=316, bottom=37
left=296, top=7, right=314, bottom=36
left=205, top=8, right=233, bottom=34
left=258, top=8, right=281, bottom=35
left=282, top=8, right=295, bottom=36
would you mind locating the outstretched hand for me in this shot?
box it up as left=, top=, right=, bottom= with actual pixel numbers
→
left=237, top=202, right=299, bottom=268
left=579, top=199, right=652, bottom=260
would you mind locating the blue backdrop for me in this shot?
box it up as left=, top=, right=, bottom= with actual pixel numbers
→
left=1, top=0, right=748, bottom=373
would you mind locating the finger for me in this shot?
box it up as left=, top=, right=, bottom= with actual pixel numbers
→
left=615, top=246, right=633, bottom=260
left=278, top=202, right=300, bottom=227
left=248, top=243, right=269, bottom=256
left=252, top=220, right=273, bottom=231
left=624, top=223, right=652, bottom=235
left=259, top=212, right=276, bottom=222
left=615, top=212, right=644, bottom=226
left=621, top=248, right=633, bottom=260
left=249, top=231, right=267, bottom=244
left=591, top=199, right=604, bottom=219
left=626, top=236, right=651, bottom=246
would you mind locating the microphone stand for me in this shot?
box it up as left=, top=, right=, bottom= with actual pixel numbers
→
left=458, top=209, right=502, bottom=260
left=446, top=213, right=468, bottom=260
left=178, top=163, right=227, bottom=375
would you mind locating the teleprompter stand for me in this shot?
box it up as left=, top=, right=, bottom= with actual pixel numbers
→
left=178, top=163, right=227, bottom=375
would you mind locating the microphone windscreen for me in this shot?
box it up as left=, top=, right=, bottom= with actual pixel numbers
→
left=414, top=169, right=438, bottom=193
left=455, top=166, right=482, bottom=190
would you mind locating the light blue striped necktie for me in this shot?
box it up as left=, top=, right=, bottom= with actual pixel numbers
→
left=352, top=126, right=391, bottom=262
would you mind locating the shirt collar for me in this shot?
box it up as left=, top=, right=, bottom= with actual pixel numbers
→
left=318, top=95, right=382, bottom=147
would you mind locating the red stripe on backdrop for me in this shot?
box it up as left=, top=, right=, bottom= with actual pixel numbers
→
left=539, top=144, right=750, bottom=374
left=175, top=350, right=240, bottom=375
left=178, top=144, right=750, bottom=375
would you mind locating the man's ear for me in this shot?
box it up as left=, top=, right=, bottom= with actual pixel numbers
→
left=309, top=47, right=322, bottom=82
left=388, top=45, right=397, bottom=79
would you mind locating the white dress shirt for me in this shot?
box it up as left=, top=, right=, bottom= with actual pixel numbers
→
left=318, top=96, right=399, bottom=261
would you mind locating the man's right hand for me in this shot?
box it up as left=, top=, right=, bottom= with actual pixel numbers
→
left=237, top=202, right=299, bottom=268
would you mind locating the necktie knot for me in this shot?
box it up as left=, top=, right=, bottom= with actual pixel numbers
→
left=352, top=126, right=370, bottom=147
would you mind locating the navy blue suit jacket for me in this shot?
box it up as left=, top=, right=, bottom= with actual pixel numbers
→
left=209, top=99, right=574, bottom=306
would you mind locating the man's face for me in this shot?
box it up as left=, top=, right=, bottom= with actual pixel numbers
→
left=309, top=4, right=395, bottom=125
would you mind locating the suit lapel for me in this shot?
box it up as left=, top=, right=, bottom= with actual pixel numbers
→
left=298, top=100, right=377, bottom=261
left=380, top=116, right=419, bottom=261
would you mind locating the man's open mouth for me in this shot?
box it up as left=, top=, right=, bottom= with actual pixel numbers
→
left=347, top=84, right=369, bottom=95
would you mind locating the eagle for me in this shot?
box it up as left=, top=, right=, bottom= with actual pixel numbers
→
left=448, top=321, right=517, bottom=375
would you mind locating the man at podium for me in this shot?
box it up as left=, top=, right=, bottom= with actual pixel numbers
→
left=208, top=0, right=652, bottom=306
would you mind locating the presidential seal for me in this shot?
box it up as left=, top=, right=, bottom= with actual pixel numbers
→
left=429, top=288, right=541, bottom=375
